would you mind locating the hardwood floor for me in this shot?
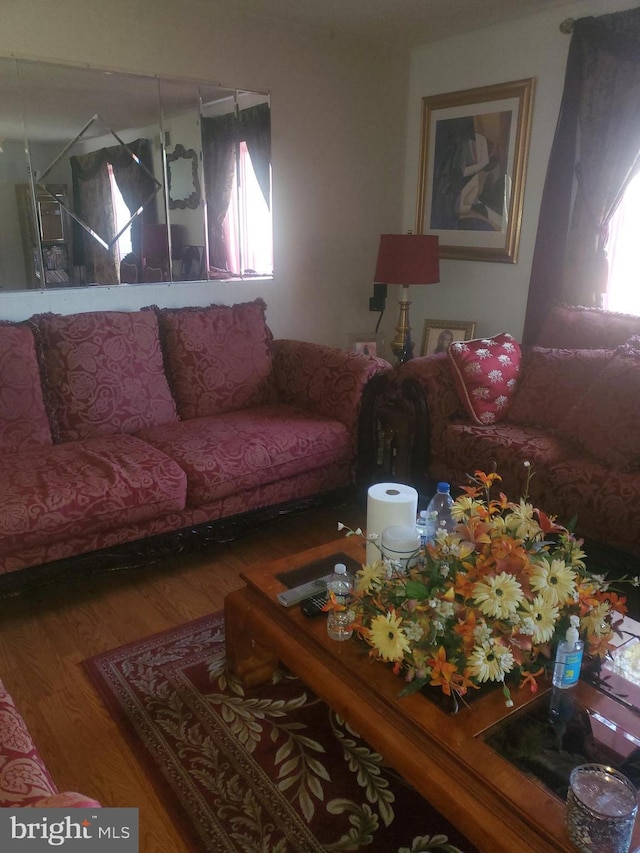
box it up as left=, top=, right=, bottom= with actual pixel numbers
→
left=0, top=499, right=366, bottom=852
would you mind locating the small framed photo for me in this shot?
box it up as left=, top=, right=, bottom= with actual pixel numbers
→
left=346, top=333, right=384, bottom=358
left=421, top=320, right=476, bottom=357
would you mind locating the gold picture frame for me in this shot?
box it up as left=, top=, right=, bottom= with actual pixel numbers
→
left=421, top=319, right=476, bottom=357
left=415, top=78, right=535, bottom=264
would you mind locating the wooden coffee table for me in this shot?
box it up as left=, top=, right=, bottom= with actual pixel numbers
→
left=225, top=538, right=640, bottom=853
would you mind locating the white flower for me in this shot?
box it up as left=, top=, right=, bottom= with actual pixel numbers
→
left=495, top=395, right=509, bottom=408
left=507, top=378, right=518, bottom=388
left=476, top=348, right=491, bottom=359
left=472, top=386, right=490, bottom=399
left=488, top=369, right=503, bottom=383
left=464, top=361, right=482, bottom=375
left=503, top=342, right=516, bottom=352
left=468, top=641, right=515, bottom=682
left=479, top=411, right=496, bottom=424
left=498, top=354, right=512, bottom=366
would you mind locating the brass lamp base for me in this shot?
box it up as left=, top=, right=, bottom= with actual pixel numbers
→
left=390, top=286, right=414, bottom=365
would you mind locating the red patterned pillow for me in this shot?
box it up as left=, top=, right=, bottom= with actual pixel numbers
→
left=36, top=310, right=179, bottom=442
left=156, top=299, right=275, bottom=419
left=557, top=347, right=640, bottom=470
left=448, top=333, right=521, bottom=425
left=0, top=323, right=52, bottom=454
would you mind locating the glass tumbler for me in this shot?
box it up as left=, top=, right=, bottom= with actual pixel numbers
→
left=566, top=764, right=638, bottom=853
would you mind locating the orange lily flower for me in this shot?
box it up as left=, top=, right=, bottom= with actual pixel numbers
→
left=520, top=667, right=545, bottom=693
left=428, top=646, right=458, bottom=696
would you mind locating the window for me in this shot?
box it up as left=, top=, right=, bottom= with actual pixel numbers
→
left=606, top=170, right=640, bottom=315
left=223, top=141, right=273, bottom=277
left=107, top=163, right=132, bottom=263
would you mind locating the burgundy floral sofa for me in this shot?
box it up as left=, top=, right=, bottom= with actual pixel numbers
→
left=398, top=304, right=640, bottom=558
left=0, top=299, right=388, bottom=581
left=0, top=677, right=100, bottom=808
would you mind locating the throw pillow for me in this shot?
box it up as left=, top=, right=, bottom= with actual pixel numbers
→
left=36, top=310, right=179, bottom=442
left=556, top=338, right=640, bottom=470
left=0, top=322, right=52, bottom=453
left=507, top=347, right=614, bottom=431
left=448, top=332, right=521, bottom=425
left=156, top=299, right=276, bottom=420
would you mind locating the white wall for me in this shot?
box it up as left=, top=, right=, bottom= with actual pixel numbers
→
left=0, top=0, right=408, bottom=351
left=400, top=0, right=639, bottom=346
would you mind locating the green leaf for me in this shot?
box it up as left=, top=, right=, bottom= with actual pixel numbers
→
left=398, top=676, right=430, bottom=697
left=403, top=580, right=431, bottom=601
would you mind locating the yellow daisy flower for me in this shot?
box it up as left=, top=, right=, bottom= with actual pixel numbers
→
left=368, top=611, right=411, bottom=662
left=581, top=601, right=611, bottom=637
left=472, top=571, right=524, bottom=619
left=451, top=495, right=482, bottom=522
left=355, top=559, right=387, bottom=594
left=530, top=557, right=576, bottom=606
left=520, top=595, right=559, bottom=644
left=505, top=499, right=542, bottom=541
left=468, top=641, right=514, bottom=682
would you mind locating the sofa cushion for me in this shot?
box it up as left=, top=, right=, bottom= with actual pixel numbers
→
left=36, top=310, right=179, bottom=441
left=507, top=347, right=613, bottom=431
left=0, top=434, right=187, bottom=553
left=137, top=404, right=351, bottom=506
left=0, top=323, right=52, bottom=454
left=543, top=459, right=640, bottom=554
left=156, top=299, right=276, bottom=420
left=448, top=333, right=521, bottom=425
left=556, top=348, right=640, bottom=470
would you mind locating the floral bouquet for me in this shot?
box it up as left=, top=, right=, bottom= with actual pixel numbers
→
left=343, top=469, right=629, bottom=708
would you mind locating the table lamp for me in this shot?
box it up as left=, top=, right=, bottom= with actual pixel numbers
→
left=374, top=233, right=440, bottom=364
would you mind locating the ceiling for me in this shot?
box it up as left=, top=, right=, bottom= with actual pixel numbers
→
left=201, top=0, right=578, bottom=48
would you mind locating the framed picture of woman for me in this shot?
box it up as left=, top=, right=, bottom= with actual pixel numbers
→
left=421, top=319, right=476, bottom=356
left=416, top=78, right=535, bottom=263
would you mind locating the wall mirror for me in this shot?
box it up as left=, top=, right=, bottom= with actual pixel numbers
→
left=0, top=56, right=272, bottom=290
left=167, top=144, right=200, bottom=210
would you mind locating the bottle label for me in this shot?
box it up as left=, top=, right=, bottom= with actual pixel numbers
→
left=560, top=650, right=583, bottom=686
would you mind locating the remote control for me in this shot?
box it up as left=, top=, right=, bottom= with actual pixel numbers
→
left=301, top=591, right=329, bottom=617
left=277, top=575, right=333, bottom=607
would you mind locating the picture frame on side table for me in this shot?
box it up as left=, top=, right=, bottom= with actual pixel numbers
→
left=421, top=320, right=476, bottom=357
left=346, top=333, right=384, bottom=358
left=415, top=78, right=535, bottom=264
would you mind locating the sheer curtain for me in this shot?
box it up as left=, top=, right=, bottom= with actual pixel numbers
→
left=522, top=7, right=640, bottom=344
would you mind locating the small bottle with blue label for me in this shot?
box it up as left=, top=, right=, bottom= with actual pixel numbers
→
left=552, top=614, right=584, bottom=689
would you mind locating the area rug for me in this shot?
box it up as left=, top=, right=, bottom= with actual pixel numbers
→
left=83, top=613, right=478, bottom=853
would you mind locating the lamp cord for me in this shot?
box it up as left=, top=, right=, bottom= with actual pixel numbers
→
left=375, top=309, right=384, bottom=334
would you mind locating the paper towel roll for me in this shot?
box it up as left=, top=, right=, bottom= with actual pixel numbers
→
left=366, top=482, right=418, bottom=566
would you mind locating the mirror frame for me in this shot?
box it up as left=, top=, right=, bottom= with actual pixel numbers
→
left=167, top=144, right=201, bottom=210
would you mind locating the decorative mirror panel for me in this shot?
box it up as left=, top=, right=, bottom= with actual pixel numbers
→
left=0, top=57, right=272, bottom=290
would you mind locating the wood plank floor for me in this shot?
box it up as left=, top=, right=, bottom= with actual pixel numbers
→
left=0, top=498, right=366, bottom=852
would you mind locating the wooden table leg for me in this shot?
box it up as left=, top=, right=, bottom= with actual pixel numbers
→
left=224, top=588, right=280, bottom=687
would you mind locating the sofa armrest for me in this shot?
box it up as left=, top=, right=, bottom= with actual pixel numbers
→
left=271, top=340, right=391, bottom=439
left=397, top=354, right=463, bottom=425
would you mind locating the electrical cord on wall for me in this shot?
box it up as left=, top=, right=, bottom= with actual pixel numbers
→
left=375, top=310, right=384, bottom=333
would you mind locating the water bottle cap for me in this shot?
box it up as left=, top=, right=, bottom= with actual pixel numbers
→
left=419, top=510, right=427, bottom=520
left=334, top=563, right=347, bottom=574
left=436, top=482, right=450, bottom=493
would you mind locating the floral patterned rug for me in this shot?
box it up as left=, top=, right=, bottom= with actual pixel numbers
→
left=83, top=613, right=478, bottom=853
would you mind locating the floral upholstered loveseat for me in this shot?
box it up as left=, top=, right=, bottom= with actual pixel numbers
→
left=0, top=678, right=100, bottom=808
left=0, top=299, right=389, bottom=582
left=398, top=304, right=640, bottom=558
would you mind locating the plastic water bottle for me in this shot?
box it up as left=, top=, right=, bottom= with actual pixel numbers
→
left=424, top=482, right=454, bottom=544
left=326, top=563, right=354, bottom=641
left=416, top=510, right=428, bottom=548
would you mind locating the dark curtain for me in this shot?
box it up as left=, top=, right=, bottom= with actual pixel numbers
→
left=201, top=114, right=237, bottom=271
left=70, top=151, right=118, bottom=284
left=201, top=102, right=271, bottom=271
left=110, top=138, right=159, bottom=262
left=522, top=8, right=640, bottom=345
left=238, top=103, right=271, bottom=209
left=71, top=138, right=159, bottom=283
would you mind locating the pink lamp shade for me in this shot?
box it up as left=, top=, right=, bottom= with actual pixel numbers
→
left=374, top=234, right=440, bottom=286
